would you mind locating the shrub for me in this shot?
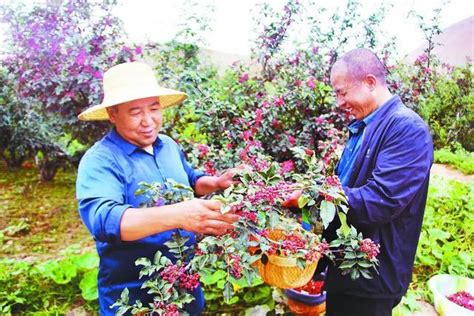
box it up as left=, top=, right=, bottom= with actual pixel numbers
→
left=420, top=66, right=474, bottom=151
left=434, top=145, right=474, bottom=175
left=0, top=249, right=99, bottom=314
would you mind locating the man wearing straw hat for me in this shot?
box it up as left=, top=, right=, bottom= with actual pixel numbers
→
left=76, top=62, right=240, bottom=315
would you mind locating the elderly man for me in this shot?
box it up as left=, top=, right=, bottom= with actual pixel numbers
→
left=76, top=62, right=239, bottom=315
left=322, top=48, right=433, bottom=316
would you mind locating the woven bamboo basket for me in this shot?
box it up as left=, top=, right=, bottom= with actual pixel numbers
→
left=252, top=229, right=319, bottom=288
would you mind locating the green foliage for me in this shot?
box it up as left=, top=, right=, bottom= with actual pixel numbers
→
left=396, top=177, right=474, bottom=314
left=434, top=146, right=474, bottom=175
left=415, top=177, right=473, bottom=278
left=0, top=68, right=66, bottom=171
left=111, top=232, right=198, bottom=315
left=0, top=249, right=99, bottom=314
left=419, top=66, right=474, bottom=151
left=200, top=269, right=275, bottom=314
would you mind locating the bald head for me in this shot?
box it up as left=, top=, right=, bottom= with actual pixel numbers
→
left=331, top=48, right=386, bottom=86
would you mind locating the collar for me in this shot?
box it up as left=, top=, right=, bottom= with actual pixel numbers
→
left=107, top=128, right=163, bottom=156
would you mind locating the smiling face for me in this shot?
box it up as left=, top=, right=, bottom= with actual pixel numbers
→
left=330, top=63, right=377, bottom=120
left=107, top=96, right=162, bottom=148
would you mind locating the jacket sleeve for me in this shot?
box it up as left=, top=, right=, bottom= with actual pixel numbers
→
left=344, top=116, right=433, bottom=227
left=76, top=151, right=132, bottom=243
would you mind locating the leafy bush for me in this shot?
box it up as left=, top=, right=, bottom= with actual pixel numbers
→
left=396, top=177, right=474, bottom=314
left=0, top=249, right=99, bottom=314
left=416, top=177, right=473, bottom=280
left=200, top=270, right=274, bottom=314
left=0, top=0, right=141, bottom=180
left=434, top=146, right=474, bottom=175
left=419, top=66, right=474, bottom=151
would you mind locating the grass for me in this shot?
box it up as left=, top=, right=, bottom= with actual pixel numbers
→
left=434, top=147, right=474, bottom=175
left=0, top=162, right=94, bottom=259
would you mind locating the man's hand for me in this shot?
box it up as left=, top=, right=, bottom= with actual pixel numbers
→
left=216, top=169, right=238, bottom=190
left=195, top=165, right=246, bottom=195
left=177, top=198, right=240, bottom=235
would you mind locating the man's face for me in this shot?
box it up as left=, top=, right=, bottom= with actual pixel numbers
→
left=107, top=96, right=163, bottom=148
left=331, top=66, right=376, bottom=120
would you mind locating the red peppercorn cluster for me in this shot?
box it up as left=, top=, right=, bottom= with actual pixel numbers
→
left=447, top=291, right=474, bottom=311
left=160, top=264, right=200, bottom=291
left=229, top=254, right=243, bottom=278
left=359, top=238, right=380, bottom=260
left=160, top=265, right=184, bottom=284
left=304, top=250, right=320, bottom=262
left=153, top=302, right=179, bottom=316
left=325, top=175, right=341, bottom=188
left=178, top=272, right=200, bottom=290
left=280, top=233, right=306, bottom=253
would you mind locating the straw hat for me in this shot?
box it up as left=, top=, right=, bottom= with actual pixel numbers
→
left=78, top=62, right=187, bottom=121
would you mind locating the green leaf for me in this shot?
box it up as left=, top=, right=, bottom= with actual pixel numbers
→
left=223, top=281, right=234, bottom=303
left=79, top=270, right=98, bottom=300
left=337, top=212, right=351, bottom=237
left=37, top=260, right=77, bottom=284
left=296, top=258, right=306, bottom=270
left=135, top=257, right=151, bottom=267
left=339, top=261, right=357, bottom=269
left=320, top=200, right=336, bottom=228
left=264, top=82, right=278, bottom=96
left=74, top=252, right=99, bottom=271
left=359, top=268, right=373, bottom=279
left=350, top=269, right=360, bottom=280
left=428, top=228, right=450, bottom=241
left=199, top=270, right=227, bottom=285
left=298, top=194, right=310, bottom=208
left=120, top=288, right=129, bottom=304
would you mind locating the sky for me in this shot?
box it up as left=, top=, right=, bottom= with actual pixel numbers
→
left=0, top=0, right=472, bottom=58
left=113, top=0, right=473, bottom=57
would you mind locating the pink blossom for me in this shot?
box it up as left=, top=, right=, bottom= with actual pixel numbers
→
left=196, top=144, right=209, bottom=158
left=279, top=160, right=295, bottom=174
left=271, top=119, right=281, bottom=129
left=274, top=96, right=285, bottom=107
left=204, top=161, right=216, bottom=175
left=238, top=73, right=249, bottom=83
left=287, top=135, right=296, bottom=145
left=242, top=130, right=253, bottom=141
left=255, top=109, right=263, bottom=125
left=134, top=46, right=143, bottom=55
left=306, top=77, right=317, bottom=89
left=315, top=116, right=325, bottom=124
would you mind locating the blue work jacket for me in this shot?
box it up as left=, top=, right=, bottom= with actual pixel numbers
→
left=323, top=96, right=434, bottom=298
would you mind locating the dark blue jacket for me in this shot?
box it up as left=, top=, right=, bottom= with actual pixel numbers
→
left=323, top=96, right=433, bottom=298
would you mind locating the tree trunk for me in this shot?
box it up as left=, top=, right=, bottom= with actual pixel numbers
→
left=38, top=154, right=60, bottom=182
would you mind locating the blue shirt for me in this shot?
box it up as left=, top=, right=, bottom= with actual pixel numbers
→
left=76, top=129, right=206, bottom=315
left=336, top=97, right=393, bottom=185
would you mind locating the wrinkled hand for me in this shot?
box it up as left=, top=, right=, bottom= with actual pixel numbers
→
left=179, top=198, right=240, bottom=235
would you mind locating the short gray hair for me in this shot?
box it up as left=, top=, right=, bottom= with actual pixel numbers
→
left=332, top=48, right=386, bottom=84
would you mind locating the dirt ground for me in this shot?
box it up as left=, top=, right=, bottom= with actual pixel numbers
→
left=431, top=163, right=474, bottom=183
